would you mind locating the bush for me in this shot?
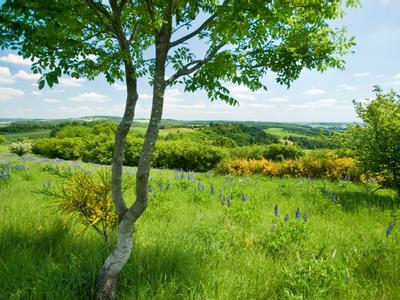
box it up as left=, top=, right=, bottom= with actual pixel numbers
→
left=215, top=157, right=360, bottom=181
left=53, top=169, right=118, bottom=247
left=153, top=140, right=228, bottom=172
left=0, top=135, right=5, bottom=144
left=32, top=138, right=82, bottom=160
left=230, top=144, right=304, bottom=161
left=9, top=141, right=32, bottom=156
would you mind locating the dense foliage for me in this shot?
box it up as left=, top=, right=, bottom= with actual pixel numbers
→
left=346, top=87, right=400, bottom=194
left=9, top=141, right=32, bottom=156
left=0, top=135, right=5, bottom=144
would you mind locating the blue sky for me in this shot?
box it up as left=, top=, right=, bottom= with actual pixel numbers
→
left=0, top=0, right=399, bottom=122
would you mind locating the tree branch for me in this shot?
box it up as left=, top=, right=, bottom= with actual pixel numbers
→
left=166, top=44, right=224, bottom=85
left=170, top=13, right=216, bottom=48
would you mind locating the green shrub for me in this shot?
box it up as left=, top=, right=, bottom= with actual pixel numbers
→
left=0, top=135, right=5, bottom=144
left=153, top=140, right=228, bottom=172
left=9, top=141, right=32, bottom=156
left=32, top=138, right=82, bottom=160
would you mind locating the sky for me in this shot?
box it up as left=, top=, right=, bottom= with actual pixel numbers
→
left=0, top=0, right=399, bottom=122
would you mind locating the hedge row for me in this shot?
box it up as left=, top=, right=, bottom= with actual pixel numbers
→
left=31, top=135, right=304, bottom=172
left=214, top=157, right=361, bottom=181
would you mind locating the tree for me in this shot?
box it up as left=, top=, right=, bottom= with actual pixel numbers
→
left=347, top=86, right=400, bottom=194
left=0, top=0, right=359, bottom=298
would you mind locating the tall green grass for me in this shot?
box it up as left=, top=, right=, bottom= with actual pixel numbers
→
left=0, top=153, right=399, bottom=299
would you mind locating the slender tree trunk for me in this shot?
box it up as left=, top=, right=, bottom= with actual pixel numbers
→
left=95, top=68, right=138, bottom=299
left=95, top=3, right=173, bottom=298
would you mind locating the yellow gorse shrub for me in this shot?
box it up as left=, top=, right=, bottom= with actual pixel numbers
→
left=216, top=157, right=360, bottom=181
left=55, top=169, right=118, bottom=246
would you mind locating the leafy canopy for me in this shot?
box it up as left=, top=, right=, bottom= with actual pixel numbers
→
left=0, top=0, right=359, bottom=104
left=347, top=86, right=400, bottom=192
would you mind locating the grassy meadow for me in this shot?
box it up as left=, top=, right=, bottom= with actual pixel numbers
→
left=1, top=150, right=399, bottom=299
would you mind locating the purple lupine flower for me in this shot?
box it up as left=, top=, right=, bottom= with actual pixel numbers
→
left=386, top=223, right=395, bottom=237
left=43, top=180, right=46, bottom=189
left=197, top=182, right=201, bottom=191
left=242, top=193, right=247, bottom=202
left=210, top=183, right=215, bottom=195
left=14, top=165, right=25, bottom=170
left=274, top=204, right=279, bottom=218
left=158, top=182, right=163, bottom=192
left=303, top=214, right=308, bottom=222
left=227, top=198, right=231, bottom=208
left=332, top=192, right=337, bottom=203
left=180, top=170, right=184, bottom=180
left=326, top=190, right=330, bottom=199
left=188, top=173, right=191, bottom=181
left=6, top=168, right=11, bottom=179
left=271, top=225, right=276, bottom=232
left=284, top=214, right=288, bottom=222
left=47, top=180, right=51, bottom=188
left=219, top=189, right=223, bottom=202
left=296, top=208, right=301, bottom=219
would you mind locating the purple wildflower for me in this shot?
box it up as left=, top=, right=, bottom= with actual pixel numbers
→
left=242, top=193, right=247, bottom=202
left=284, top=214, right=288, bottom=222
left=219, top=189, right=223, bottom=202
left=303, top=214, right=308, bottom=222
left=47, top=180, right=51, bottom=188
left=386, top=223, right=395, bottom=237
left=296, top=208, right=300, bottom=219
left=332, top=192, right=337, bottom=203
left=180, top=170, right=184, bottom=180
left=227, top=198, right=231, bottom=208
left=210, top=183, right=215, bottom=195
left=158, top=182, right=163, bottom=192
left=271, top=225, right=276, bottom=232
left=274, top=204, right=279, bottom=218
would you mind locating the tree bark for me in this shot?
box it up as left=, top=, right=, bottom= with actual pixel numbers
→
left=95, top=63, right=138, bottom=299
left=95, top=6, right=172, bottom=299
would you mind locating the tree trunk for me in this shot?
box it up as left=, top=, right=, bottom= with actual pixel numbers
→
left=95, top=4, right=173, bottom=298
left=95, top=63, right=138, bottom=299
left=95, top=212, right=134, bottom=300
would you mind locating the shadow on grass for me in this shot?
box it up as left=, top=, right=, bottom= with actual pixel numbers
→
left=0, top=222, right=203, bottom=299
left=118, top=243, right=203, bottom=299
left=0, top=220, right=102, bottom=299
left=337, top=190, right=400, bottom=212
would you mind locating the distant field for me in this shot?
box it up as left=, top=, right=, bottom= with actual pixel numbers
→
left=1, top=129, right=51, bottom=142
left=265, top=128, right=308, bottom=138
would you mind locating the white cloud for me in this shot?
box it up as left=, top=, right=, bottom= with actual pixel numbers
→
left=303, top=87, right=326, bottom=96
left=69, top=92, right=109, bottom=103
left=60, top=77, right=85, bottom=87
left=0, top=66, right=15, bottom=84
left=58, top=105, right=91, bottom=112
left=0, top=54, right=32, bottom=65
left=32, top=91, right=43, bottom=96
left=0, top=87, right=24, bottom=101
left=393, top=73, right=400, bottom=80
left=354, top=72, right=371, bottom=77
left=228, top=85, right=256, bottom=101
left=337, top=83, right=357, bottom=91
left=244, top=103, right=275, bottom=109
left=139, top=93, right=152, bottom=100
left=44, top=98, right=62, bottom=103
left=112, top=83, right=125, bottom=91
left=269, top=96, right=289, bottom=103
left=165, top=89, right=184, bottom=104
left=288, top=98, right=338, bottom=110
left=15, top=70, right=41, bottom=81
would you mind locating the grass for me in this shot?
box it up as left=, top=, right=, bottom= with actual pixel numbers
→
left=0, top=152, right=399, bottom=299
left=1, top=129, right=51, bottom=141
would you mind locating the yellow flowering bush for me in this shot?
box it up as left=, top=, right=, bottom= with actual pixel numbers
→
left=55, top=169, right=118, bottom=247
left=215, top=157, right=361, bottom=181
